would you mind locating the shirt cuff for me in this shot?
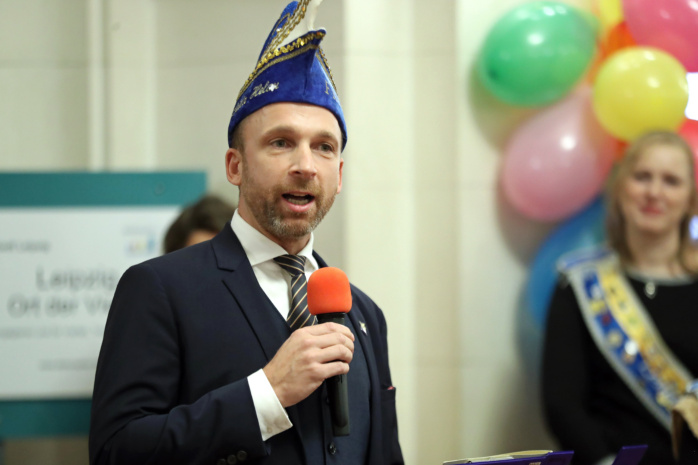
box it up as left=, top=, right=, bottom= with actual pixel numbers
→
left=248, top=369, right=293, bottom=441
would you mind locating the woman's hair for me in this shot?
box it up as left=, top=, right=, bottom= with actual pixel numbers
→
left=605, top=130, right=698, bottom=273
left=163, top=195, right=236, bottom=254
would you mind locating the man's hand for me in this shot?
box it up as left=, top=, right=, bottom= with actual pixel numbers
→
left=264, top=322, right=354, bottom=408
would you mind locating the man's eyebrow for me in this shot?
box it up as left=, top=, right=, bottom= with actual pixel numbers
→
left=261, top=125, right=296, bottom=136
left=262, top=126, right=340, bottom=145
left=316, top=130, right=340, bottom=145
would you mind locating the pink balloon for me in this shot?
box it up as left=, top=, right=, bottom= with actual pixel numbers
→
left=502, top=88, right=616, bottom=222
left=624, top=0, right=698, bottom=72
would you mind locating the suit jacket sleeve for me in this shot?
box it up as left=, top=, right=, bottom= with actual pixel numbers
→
left=89, top=262, right=268, bottom=465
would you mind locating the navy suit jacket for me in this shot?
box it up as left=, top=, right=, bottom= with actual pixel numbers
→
left=89, top=225, right=403, bottom=465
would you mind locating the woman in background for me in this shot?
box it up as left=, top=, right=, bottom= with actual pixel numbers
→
left=163, top=195, right=236, bottom=253
left=542, top=131, right=698, bottom=464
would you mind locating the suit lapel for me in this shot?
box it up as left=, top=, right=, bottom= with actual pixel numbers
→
left=212, top=226, right=306, bottom=438
left=312, top=253, right=380, bottom=394
left=213, top=226, right=290, bottom=362
left=223, top=267, right=291, bottom=361
left=346, top=306, right=378, bottom=386
left=348, top=305, right=384, bottom=465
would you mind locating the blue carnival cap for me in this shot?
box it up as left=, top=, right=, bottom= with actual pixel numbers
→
left=227, top=0, right=347, bottom=150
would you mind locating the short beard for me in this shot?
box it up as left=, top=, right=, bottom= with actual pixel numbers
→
left=241, top=170, right=337, bottom=241
left=263, top=197, right=330, bottom=238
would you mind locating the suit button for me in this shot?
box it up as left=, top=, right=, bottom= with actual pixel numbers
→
left=237, top=450, right=248, bottom=461
left=217, top=459, right=227, bottom=465
left=227, top=454, right=237, bottom=464
left=328, top=443, right=338, bottom=455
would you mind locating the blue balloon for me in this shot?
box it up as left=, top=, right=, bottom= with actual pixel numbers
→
left=526, top=197, right=606, bottom=328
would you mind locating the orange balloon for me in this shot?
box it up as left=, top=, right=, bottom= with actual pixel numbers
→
left=612, top=138, right=628, bottom=161
left=678, top=119, right=698, bottom=184
left=587, top=22, right=636, bottom=82
left=604, top=22, right=635, bottom=56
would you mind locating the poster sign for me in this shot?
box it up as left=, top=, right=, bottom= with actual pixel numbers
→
left=0, top=208, right=180, bottom=398
left=0, top=173, right=205, bottom=406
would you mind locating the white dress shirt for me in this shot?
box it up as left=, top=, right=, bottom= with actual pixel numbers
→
left=231, top=210, right=319, bottom=441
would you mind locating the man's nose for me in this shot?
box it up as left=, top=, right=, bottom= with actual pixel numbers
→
left=292, top=144, right=317, bottom=176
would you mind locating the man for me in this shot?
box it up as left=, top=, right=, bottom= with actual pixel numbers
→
left=88, top=2, right=403, bottom=464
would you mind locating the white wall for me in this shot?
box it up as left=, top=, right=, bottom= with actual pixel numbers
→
left=0, top=0, right=594, bottom=463
left=455, top=1, right=554, bottom=457
left=0, top=0, right=89, bottom=169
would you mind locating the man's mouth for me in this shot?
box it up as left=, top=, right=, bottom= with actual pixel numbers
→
left=282, top=193, right=315, bottom=205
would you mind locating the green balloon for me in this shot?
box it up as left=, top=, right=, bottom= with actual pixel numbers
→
left=477, top=1, right=596, bottom=106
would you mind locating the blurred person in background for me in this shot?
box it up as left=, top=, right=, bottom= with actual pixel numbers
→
left=542, top=131, right=698, bottom=465
left=163, top=195, right=236, bottom=253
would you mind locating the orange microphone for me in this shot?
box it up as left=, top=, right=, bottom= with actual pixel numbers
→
left=307, top=267, right=352, bottom=436
left=307, top=267, right=352, bottom=315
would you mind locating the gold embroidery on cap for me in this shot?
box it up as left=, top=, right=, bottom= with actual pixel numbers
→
left=316, top=46, right=338, bottom=94
left=261, top=0, right=311, bottom=60
left=236, top=31, right=326, bottom=101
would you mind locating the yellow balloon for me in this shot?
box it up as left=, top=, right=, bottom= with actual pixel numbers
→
left=592, top=47, right=689, bottom=141
left=597, top=0, right=623, bottom=35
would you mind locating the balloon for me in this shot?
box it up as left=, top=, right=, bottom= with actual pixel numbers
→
left=477, top=1, right=596, bottom=106
left=623, top=0, right=698, bottom=72
left=600, top=21, right=635, bottom=57
left=597, top=0, right=623, bottom=34
left=526, top=197, right=606, bottom=327
left=678, top=119, right=698, bottom=185
left=587, top=21, right=636, bottom=82
left=593, top=47, right=689, bottom=141
left=613, top=139, right=628, bottom=162
left=502, top=88, right=616, bottom=221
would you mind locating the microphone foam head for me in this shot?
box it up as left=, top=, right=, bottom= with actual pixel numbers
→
left=307, top=267, right=352, bottom=315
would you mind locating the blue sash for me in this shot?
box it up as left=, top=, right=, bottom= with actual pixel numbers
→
left=559, top=248, right=694, bottom=429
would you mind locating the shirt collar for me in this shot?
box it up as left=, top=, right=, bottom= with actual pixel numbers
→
left=230, top=209, right=317, bottom=269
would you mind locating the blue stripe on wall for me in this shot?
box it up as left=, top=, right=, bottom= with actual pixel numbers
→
left=0, top=172, right=206, bottom=207
left=0, top=399, right=91, bottom=438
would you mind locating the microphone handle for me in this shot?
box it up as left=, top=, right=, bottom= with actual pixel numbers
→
left=317, top=312, right=350, bottom=436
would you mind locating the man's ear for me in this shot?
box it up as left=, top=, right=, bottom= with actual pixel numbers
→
left=225, top=148, right=243, bottom=187
left=336, top=158, right=344, bottom=194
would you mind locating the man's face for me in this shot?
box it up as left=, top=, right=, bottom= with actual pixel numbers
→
left=226, top=102, right=343, bottom=253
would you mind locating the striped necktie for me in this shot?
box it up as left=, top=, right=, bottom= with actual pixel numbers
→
left=274, top=254, right=317, bottom=330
